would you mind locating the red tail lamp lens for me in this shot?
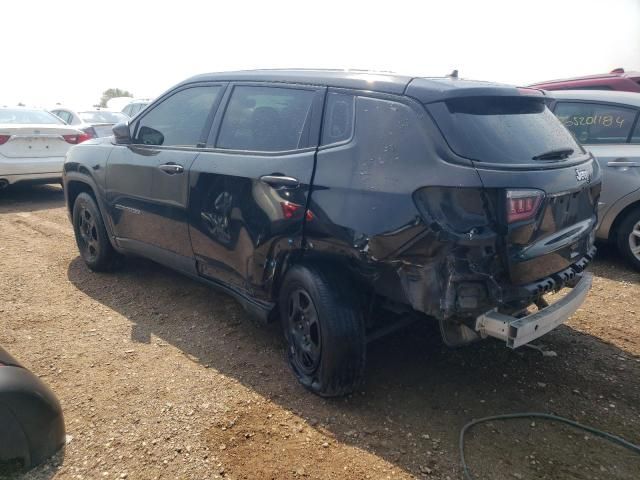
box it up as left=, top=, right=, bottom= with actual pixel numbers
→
left=280, top=201, right=313, bottom=221
left=0, top=135, right=11, bottom=145
left=506, top=189, right=544, bottom=223
left=63, top=133, right=92, bottom=144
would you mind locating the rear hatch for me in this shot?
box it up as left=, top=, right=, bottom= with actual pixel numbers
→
left=0, top=124, right=82, bottom=158
left=426, top=93, right=601, bottom=285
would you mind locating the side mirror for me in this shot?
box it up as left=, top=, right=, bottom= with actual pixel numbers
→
left=112, top=122, right=132, bottom=145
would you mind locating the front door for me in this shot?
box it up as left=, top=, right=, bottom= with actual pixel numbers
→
left=188, top=83, right=324, bottom=298
left=106, top=84, right=225, bottom=258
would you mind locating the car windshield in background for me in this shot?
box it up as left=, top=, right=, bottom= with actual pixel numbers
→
left=0, top=108, right=64, bottom=125
left=427, top=96, right=584, bottom=164
left=79, top=111, right=127, bottom=124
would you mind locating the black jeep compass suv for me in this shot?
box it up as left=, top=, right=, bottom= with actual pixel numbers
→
left=64, top=70, right=600, bottom=396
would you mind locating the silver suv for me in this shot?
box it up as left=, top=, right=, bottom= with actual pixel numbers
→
left=547, top=90, right=640, bottom=270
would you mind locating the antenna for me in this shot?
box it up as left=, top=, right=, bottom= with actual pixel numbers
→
left=449, top=69, right=459, bottom=79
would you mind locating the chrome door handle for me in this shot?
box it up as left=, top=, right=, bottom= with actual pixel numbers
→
left=158, top=163, right=184, bottom=174
left=607, top=158, right=640, bottom=168
left=259, top=175, right=299, bottom=188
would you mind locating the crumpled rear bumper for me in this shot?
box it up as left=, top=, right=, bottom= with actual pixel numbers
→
left=475, top=272, right=592, bottom=348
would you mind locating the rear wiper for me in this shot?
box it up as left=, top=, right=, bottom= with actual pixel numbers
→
left=532, top=148, right=574, bottom=161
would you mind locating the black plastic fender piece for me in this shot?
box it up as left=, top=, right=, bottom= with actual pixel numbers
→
left=0, top=347, right=65, bottom=473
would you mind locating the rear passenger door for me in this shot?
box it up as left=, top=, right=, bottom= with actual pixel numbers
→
left=553, top=101, right=640, bottom=218
left=189, top=83, right=324, bottom=298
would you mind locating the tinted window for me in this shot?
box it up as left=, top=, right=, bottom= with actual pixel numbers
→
left=217, top=86, right=315, bottom=151
left=321, top=93, right=354, bottom=145
left=427, top=96, right=583, bottom=164
left=631, top=119, right=640, bottom=144
left=0, top=109, right=64, bottom=125
left=135, top=86, right=221, bottom=146
left=554, top=102, right=637, bottom=144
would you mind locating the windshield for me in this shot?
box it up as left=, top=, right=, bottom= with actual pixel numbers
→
left=79, top=111, right=127, bottom=124
left=0, top=108, right=64, bottom=125
left=427, top=96, right=584, bottom=164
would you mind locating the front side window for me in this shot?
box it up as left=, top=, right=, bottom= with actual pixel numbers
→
left=321, top=92, right=355, bottom=145
left=217, top=85, right=315, bottom=152
left=554, top=102, right=638, bottom=144
left=134, top=86, right=222, bottom=146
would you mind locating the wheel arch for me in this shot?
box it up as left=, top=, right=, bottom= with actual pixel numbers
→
left=268, top=250, right=370, bottom=321
left=608, top=199, right=640, bottom=242
left=64, top=173, right=118, bottom=249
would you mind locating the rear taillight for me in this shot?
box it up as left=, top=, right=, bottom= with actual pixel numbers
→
left=0, top=135, right=11, bottom=145
left=280, top=201, right=313, bottom=221
left=63, top=133, right=92, bottom=144
left=506, top=189, right=544, bottom=223
left=82, top=127, right=98, bottom=139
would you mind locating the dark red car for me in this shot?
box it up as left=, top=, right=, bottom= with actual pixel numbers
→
left=530, top=68, right=640, bottom=93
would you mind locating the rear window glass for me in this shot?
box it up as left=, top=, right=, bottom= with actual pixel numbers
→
left=554, top=102, right=638, bottom=144
left=217, top=86, right=315, bottom=152
left=427, top=96, right=583, bottom=164
left=79, top=111, right=128, bottom=124
left=0, top=109, right=63, bottom=125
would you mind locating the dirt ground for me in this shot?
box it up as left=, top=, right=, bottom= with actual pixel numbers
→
left=1, top=184, right=639, bottom=480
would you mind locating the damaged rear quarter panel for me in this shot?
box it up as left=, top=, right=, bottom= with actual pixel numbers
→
left=305, top=91, right=499, bottom=319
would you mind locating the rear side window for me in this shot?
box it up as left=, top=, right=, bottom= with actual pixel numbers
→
left=554, top=102, right=638, bottom=144
left=427, top=96, right=583, bottom=164
left=217, top=86, right=315, bottom=152
left=134, top=86, right=222, bottom=146
left=321, top=92, right=354, bottom=145
left=53, top=110, right=71, bottom=123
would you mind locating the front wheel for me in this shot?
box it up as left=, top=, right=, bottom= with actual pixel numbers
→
left=72, top=192, right=117, bottom=272
left=279, top=264, right=366, bottom=397
left=616, top=207, right=640, bottom=271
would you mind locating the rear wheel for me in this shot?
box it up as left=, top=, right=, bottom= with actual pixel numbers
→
left=616, top=207, right=640, bottom=271
left=279, top=264, right=366, bottom=397
left=72, top=192, right=116, bottom=271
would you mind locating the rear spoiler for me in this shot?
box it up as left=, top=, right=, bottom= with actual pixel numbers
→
left=406, top=78, right=547, bottom=104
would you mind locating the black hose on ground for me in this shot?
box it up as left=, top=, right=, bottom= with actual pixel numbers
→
left=459, top=412, right=640, bottom=480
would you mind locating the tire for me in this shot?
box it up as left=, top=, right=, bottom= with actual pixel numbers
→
left=72, top=192, right=117, bottom=272
left=616, top=207, right=640, bottom=271
left=279, top=263, right=366, bottom=397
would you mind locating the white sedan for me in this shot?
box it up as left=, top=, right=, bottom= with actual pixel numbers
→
left=50, top=108, right=128, bottom=138
left=0, top=108, right=88, bottom=188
